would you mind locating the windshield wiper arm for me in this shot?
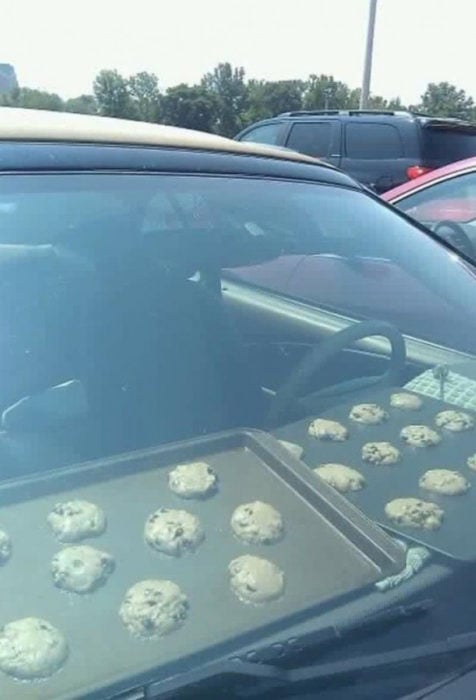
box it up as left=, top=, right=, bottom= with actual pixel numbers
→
left=146, top=599, right=435, bottom=698
left=244, top=598, right=434, bottom=664
left=145, top=628, right=476, bottom=699
left=239, top=630, right=476, bottom=698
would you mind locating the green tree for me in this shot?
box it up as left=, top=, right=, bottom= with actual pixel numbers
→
left=304, top=74, right=351, bottom=110
left=417, top=82, right=474, bottom=119
left=128, top=71, right=161, bottom=122
left=93, top=69, right=135, bottom=118
left=0, top=87, right=64, bottom=111
left=64, top=94, right=98, bottom=115
left=161, top=83, right=217, bottom=132
left=245, top=79, right=305, bottom=123
left=202, top=62, right=248, bottom=136
left=347, top=89, right=406, bottom=110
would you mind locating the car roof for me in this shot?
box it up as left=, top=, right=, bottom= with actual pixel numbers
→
left=0, top=107, right=329, bottom=166
left=383, top=156, right=476, bottom=201
left=236, top=111, right=476, bottom=140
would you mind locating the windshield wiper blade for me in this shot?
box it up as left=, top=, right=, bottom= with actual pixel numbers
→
left=146, top=599, right=434, bottom=698
left=244, top=598, right=434, bottom=664
left=144, top=629, right=476, bottom=699
left=238, top=631, right=476, bottom=698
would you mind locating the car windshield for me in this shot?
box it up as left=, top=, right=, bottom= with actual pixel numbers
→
left=2, top=170, right=476, bottom=697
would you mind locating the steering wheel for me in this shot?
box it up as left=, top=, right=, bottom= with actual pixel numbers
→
left=433, top=220, right=474, bottom=259
left=267, top=320, right=406, bottom=427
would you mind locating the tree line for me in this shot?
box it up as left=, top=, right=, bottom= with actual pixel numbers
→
left=0, top=63, right=475, bottom=137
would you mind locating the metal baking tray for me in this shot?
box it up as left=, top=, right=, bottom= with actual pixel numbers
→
left=275, top=388, right=476, bottom=561
left=0, top=429, right=404, bottom=700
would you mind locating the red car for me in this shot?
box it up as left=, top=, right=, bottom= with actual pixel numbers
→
left=383, top=157, right=476, bottom=258
left=227, top=158, right=476, bottom=354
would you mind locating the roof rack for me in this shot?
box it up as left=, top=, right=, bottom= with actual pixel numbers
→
left=277, top=109, right=413, bottom=118
left=276, top=109, right=475, bottom=125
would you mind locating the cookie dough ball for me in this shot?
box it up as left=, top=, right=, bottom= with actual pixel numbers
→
left=168, top=461, right=218, bottom=499
left=314, top=464, right=366, bottom=493
left=385, top=498, right=444, bottom=530
left=362, top=441, right=401, bottom=465
left=51, top=545, right=115, bottom=593
left=435, top=410, right=474, bottom=432
left=349, top=403, right=388, bottom=425
left=0, top=530, right=12, bottom=564
left=229, top=555, right=284, bottom=604
left=47, top=500, right=106, bottom=543
left=144, top=508, right=204, bottom=556
left=279, top=440, right=304, bottom=460
left=119, top=580, right=189, bottom=638
left=308, top=418, right=348, bottom=441
left=390, top=392, right=423, bottom=410
left=400, top=425, right=441, bottom=447
left=0, top=618, right=68, bottom=680
left=467, top=453, right=476, bottom=471
left=419, top=469, right=470, bottom=496
left=231, top=501, right=284, bottom=544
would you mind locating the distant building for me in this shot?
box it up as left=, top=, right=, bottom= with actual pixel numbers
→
left=0, top=65, right=18, bottom=94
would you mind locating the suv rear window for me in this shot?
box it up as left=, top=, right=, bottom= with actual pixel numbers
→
left=421, top=126, right=476, bottom=166
left=345, top=123, right=403, bottom=159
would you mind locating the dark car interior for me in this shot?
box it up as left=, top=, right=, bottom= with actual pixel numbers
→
left=0, top=210, right=412, bottom=475
left=2, top=163, right=476, bottom=700
left=0, top=171, right=475, bottom=481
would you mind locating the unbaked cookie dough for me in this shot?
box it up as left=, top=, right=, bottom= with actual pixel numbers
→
left=231, top=501, right=284, bottom=544
left=435, top=410, right=474, bottom=432
left=349, top=403, right=388, bottom=425
left=362, top=441, right=401, bottom=465
left=385, top=498, right=444, bottom=530
left=168, top=461, right=218, bottom=499
left=47, top=500, right=106, bottom=543
left=0, top=617, right=68, bottom=680
left=400, top=425, right=441, bottom=447
left=308, top=418, right=348, bottom=441
left=279, top=440, right=304, bottom=460
left=314, top=464, right=366, bottom=493
left=229, top=555, right=285, bottom=604
left=51, top=545, right=115, bottom=593
left=467, top=453, right=476, bottom=471
left=144, top=508, right=204, bottom=556
left=0, top=530, right=12, bottom=564
left=119, top=579, right=189, bottom=638
left=419, top=469, right=470, bottom=496
left=390, top=393, right=423, bottom=410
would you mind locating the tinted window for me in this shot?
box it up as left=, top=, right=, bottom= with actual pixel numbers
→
left=0, top=189, right=127, bottom=244
left=286, top=122, right=333, bottom=158
left=396, top=171, right=476, bottom=222
left=422, top=127, right=476, bottom=166
left=345, top=123, right=403, bottom=159
left=239, top=122, right=282, bottom=145
left=225, top=184, right=476, bottom=353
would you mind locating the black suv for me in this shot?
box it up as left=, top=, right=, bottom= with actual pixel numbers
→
left=235, top=110, right=476, bottom=192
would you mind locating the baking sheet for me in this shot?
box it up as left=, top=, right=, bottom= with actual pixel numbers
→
left=275, top=388, right=476, bottom=561
left=0, top=429, right=403, bottom=700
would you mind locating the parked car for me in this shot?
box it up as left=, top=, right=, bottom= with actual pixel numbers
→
left=383, top=156, right=476, bottom=260
left=235, top=109, right=476, bottom=193
left=2, top=108, right=476, bottom=700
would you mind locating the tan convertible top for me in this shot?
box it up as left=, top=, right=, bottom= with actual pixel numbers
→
left=0, top=107, right=321, bottom=165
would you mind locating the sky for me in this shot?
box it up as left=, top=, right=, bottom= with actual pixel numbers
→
left=2, top=0, right=475, bottom=104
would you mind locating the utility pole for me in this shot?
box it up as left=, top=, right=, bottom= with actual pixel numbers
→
left=359, top=0, right=378, bottom=109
